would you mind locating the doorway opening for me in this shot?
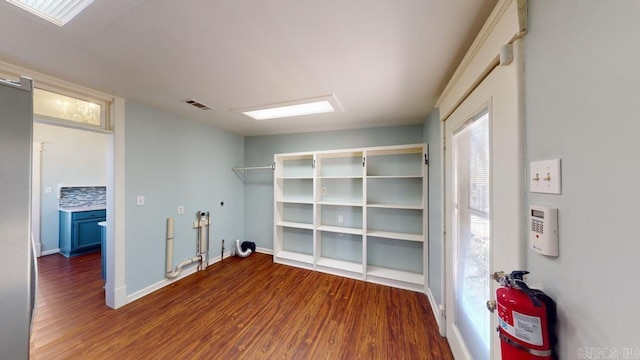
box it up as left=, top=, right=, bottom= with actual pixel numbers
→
left=30, top=87, right=113, bottom=306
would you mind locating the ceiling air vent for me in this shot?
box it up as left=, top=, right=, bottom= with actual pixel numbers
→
left=184, top=99, right=212, bottom=110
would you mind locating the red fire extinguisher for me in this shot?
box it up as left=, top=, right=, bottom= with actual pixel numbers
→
left=488, top=270, right=557, bottom=359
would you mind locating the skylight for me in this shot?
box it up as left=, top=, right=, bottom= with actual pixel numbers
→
left=238, top=95, right=342, bottom=121
left=7, top=0, right=94, bottom=26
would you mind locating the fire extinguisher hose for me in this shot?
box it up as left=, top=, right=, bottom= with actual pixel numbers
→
left=499, top=332, right=552, bottom=357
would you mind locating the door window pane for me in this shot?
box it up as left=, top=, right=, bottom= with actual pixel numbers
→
left=453, top=110, right=490, bottom=360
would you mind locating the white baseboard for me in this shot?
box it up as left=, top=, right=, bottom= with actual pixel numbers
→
left=126, top=264, right=199, bottom=304
left=126, top=250, right=233, bottom=305
left=126, top=247, right=274, bottom=306
left=209, top=250, right=233, bottom=265
left=256, top=247, right=273, bottom=255
left=41, top=248, right=60, bottom=256
left=426, top=287, right=445, bottom=336
left=106, top=284, right=127, bottom=309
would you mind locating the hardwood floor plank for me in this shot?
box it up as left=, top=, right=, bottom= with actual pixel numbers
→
left=31, top=252, right=453, bottom=359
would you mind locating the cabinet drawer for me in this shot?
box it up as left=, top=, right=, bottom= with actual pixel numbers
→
left=73, top=210, right=106, bottom=220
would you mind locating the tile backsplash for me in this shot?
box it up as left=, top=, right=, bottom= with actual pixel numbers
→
left=59, top=186, right=106, bottom=208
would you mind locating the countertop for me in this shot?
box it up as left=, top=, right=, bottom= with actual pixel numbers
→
left=58, top=205, right=107, bottom=213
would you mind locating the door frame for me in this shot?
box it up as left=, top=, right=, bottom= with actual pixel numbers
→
left=1, top=60, right=129, bottom=309
left=442, top=34, right=526, bottom=360
left=32, top=142, right=42, bottom=257
left=435, top=1, right=527, bottom=358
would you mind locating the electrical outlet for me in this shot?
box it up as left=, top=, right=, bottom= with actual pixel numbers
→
left=530, top=159, right=561, bottom=194
left=321, top=187, right=327, bottom=196
left=136, top=196, right=145, bottom=206
left=177, top=205, right=184, bottom=215
left=338, top=215, right=344, bottom=223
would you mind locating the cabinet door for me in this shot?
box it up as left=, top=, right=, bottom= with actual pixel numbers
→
left=73, top=219, right=102, bottom=251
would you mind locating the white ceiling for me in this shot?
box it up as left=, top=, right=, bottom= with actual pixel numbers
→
left=0, top=0, right=496, bottom=136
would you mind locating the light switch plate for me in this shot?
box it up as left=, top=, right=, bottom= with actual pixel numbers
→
left=136, top=196, right=145, bottom=206
left=530, top=159, right=561, bottom=194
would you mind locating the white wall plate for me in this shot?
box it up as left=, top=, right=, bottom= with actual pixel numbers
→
left=530, top=159, right=561, bottom=194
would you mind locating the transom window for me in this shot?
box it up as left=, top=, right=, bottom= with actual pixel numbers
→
left=33, top=88, right=108, bottom=130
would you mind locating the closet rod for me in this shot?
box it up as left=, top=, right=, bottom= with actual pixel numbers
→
left=232, top=163, right=275, bottom=171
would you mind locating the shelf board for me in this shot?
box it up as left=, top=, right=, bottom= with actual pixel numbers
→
left=275, top=251, right=313, bottom=264
left=276, top=221, right=314, bottom=230
left=366, top=203, right=423, bottom=210
left=317, top=225, right=363, bottom=235
left=316, top=150, right=363, bottom=158
left=277, top=199, right=314, bottom=204
left=317, top=201, right=363, bottom=207
left=366, top=175, right=422, bottom=179
left=277, top=154, right=313, bottom=161
left=277, top=176, right=314, bottom=180
left=367, top=266, right=424, bottom=285
left=317, top=176, right=363, bottom=179
left=366, top=230, right=424, bottom=242
left=317, top=257, right=363, bottom=273
left=365, top=147, right=423, bottom=156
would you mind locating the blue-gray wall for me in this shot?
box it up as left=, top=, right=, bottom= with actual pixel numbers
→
left=124, top=102, right=244, bottom=295
left=423, top=109, right=442, bottom=306
left=525, top=1, right=640, bottom=357
left=244, top=125, right=424, bottom=250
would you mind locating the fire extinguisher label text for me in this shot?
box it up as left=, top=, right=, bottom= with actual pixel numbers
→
left=512, top=310, right=544, bottom=346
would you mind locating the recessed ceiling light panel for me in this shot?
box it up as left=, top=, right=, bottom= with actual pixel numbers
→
left=236, top=94, right=343, bottom=120
left=7, top=0, right=94, bottom=26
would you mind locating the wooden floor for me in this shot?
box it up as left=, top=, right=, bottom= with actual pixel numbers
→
left=31, top=252, right=453, bottom=360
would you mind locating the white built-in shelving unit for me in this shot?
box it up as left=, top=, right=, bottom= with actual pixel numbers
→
left=273, top=144, right=427, bottom=292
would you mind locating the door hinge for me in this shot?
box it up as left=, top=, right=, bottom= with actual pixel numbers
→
left=362, top=156, right=366, bottom=167
left=424, top=153, right=429, bottom=166
left=312, top=159, right=316, bottom=169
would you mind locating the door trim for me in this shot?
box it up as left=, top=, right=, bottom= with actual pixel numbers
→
left=436, top=0, right=527, bottom=120
left=32, top=142, right=42, bottom=257
left=444, top=40, right=525, bottom=359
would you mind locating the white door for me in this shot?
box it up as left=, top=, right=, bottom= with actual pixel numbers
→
left=445, top=63, right=524, bottom=359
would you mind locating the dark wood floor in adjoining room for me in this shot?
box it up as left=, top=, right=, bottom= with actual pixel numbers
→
left=31, top=252, right=453, bottom=360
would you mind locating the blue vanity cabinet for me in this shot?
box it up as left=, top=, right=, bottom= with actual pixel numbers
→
left=59, top=209, right=106, bottom=257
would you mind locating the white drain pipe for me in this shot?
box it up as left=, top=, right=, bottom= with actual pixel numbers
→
left=232, top=239, right=252, bottom=258
left=165, top=212, right=210, bottom=279
left=165, top=217, right=174, bottom=275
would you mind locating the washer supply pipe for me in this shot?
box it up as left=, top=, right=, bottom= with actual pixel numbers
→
left=165, top=213, right=210, bottom=279
left=197, top=212, right=209, bottom=271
